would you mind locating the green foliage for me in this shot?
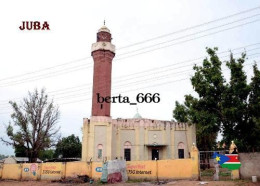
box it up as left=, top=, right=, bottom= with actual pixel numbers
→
left=1, top=88, right=60, bottom=162
left=39, top=149, right=55, bottom=161
left=0, top=154, right=8, bottom=160
left=173, top=101, right=189, bottom=123
left=14, top=145, right=27, bottom=157
left=174, top=48, right=224, bottom=150
left=173, top=47, right=260, bottom=152
left=54, top=134, right=81, bottom=158
left=246, top=64, right=260, bottom=151
left=222, top=53, right=250, bottom=150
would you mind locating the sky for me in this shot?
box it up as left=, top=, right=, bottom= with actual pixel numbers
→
left=0, top=0, right=259, bottom=156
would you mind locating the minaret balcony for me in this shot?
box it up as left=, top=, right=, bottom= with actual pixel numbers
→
left=91, top=42, right=115, bottom=53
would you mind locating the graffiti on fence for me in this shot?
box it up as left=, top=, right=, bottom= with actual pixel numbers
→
left=41, top=164, right=62, bottom=175
left=30, top=164, right=37, bottom=176
left=127, top=164, right=152, bottom=175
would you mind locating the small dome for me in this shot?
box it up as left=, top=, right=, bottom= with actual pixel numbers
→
left=133, top=108, right=142, bottom=119
left=98, top=25, right=110, bottom=33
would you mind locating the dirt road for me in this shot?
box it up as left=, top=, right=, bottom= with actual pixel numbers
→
left=0, top=180, right=259, bottom=186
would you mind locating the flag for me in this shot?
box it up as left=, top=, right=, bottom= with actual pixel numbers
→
left=212, top=152, right=230, bottom=165
left=221, top=154, right=241, bottom=170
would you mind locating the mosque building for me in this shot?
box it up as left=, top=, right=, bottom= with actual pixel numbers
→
left=81, top=25, right=196, bottom=162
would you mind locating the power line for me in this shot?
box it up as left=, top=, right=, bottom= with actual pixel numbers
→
left=0, top=48, right=258, bottom=105
left=116, top=19, right=260, bottom=61
left=0, top=6, right=259, bottom=84
left=0, top=59, right=258, bottom=115
left=1, top=54, right=259, bottom=111
left=0, top=56, right=92, bottom=82
left=0, top=46, right=259, bottom=105
left=1, top=18, right=259, bottom=88
left=40, top=58, right=260, bottom=106
left=113, top=46, right=260, bottom=82
left=0, top=63, right=93, bottom=87
left=117, top=6, right=260, bottom=50
left=40, top=54, right=260, bottom=100
left=117, top=14, right=260, bottom=56
left=39, top=58, right=260, bottom=106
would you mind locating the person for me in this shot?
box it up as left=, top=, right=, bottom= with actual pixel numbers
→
left=229, top=141, right=237, bottom=154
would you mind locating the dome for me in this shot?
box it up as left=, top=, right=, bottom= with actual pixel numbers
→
left=98, top=25, right=110, bottom=33
left=133, top=108, right=142, bottom=119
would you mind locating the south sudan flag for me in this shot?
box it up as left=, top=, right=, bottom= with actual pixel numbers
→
left=212, top=152, right=230, bottom=165
left=221, top=154, right=241, bottom=170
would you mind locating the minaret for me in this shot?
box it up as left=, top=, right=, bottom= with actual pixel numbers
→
left=91, top=24, right=115, bottom=116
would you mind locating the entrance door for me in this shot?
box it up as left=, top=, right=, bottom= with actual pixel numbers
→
left=124, top=149, right=131, bottom=161
left=152, top=149, right=159, bottom=160
left=178, top=149, right=184, bottom=159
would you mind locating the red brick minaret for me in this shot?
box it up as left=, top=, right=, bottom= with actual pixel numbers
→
left=91, top=24, right=115, bottom=116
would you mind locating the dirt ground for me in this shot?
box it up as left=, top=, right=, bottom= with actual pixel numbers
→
left=0, top=180, right=259, bottom=186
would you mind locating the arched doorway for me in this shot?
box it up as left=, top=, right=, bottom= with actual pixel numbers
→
left=124, top=141, right=132, bottom=161
left=178, top=142, right=185, bottom=159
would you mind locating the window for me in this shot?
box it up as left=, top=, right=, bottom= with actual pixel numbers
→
left=178, top=149, right=184, bottom=159
left=98, top=149, right=102, bottom=159
left=178, top=142, right=185, bottom=159
left=152, top=149, right=159, bottom=160
left=124, top=141, right=132, bottom=161
left=124, top=149, right=131, bottom=161
left=97, top=144, right=103, bottom=159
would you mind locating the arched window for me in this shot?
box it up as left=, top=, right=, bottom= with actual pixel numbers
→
left=124, top=141, right=132, bottom=161
left=178, top=142, right=185, bottom=159
left=97, top=144, right=103, bottom=159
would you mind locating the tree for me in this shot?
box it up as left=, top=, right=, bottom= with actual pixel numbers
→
left=174, top=48, right=225, bottom=150
left=1, top=88, right=60, bottom=162
left=0, top=154, right=8, bottom=160
left=245, top=64, right=260, bottom=151
left=39, top=149, right=55, bottom=161
left=221, top=53, right=250, bottom=150
left=222, top=54, right=260, bottom=152
left=54, top=134, right=81, bottom=158
left=14, top=144, right=27, bottom=157
left=173, top=47, right=260, bottom=152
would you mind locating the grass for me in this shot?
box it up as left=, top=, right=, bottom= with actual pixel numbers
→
left=201, top=168, right=232, bottom=181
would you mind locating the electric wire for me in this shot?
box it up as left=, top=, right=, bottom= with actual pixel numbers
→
left=0, top=7, right=259, bottom=85
left=0, top=54, right=259, bottom=113
left=117, top=14, right=260, bottom=56
left=0, top=46, right=258, bottom=105
left=116, top=19, right=260, bottom=61
left=0, top=17, right=259, bottom=88
left=0, top=47, right=259, bottom=107
left=117, top=6, right=260, bottom=50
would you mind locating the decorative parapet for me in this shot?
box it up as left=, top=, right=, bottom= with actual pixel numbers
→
left=112, top=118, right=189, bottom=131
